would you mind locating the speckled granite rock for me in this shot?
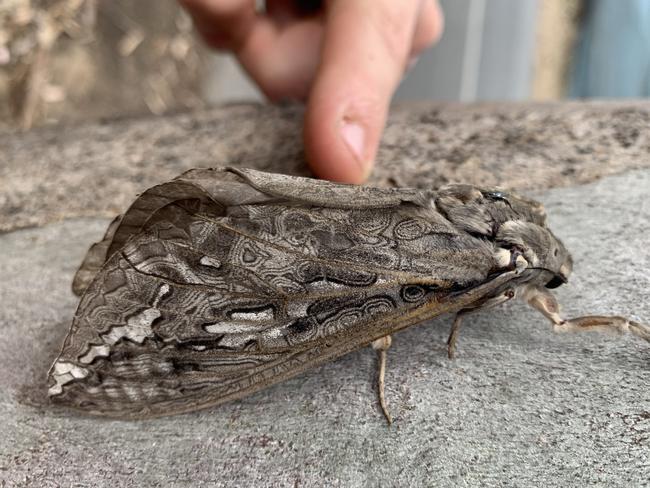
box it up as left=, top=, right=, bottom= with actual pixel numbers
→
left=2, top=101, right=650, bottom=231
left=1, top=160, right=649, bottom=486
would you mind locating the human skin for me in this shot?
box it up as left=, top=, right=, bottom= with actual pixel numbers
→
left=179, top=0, right=444, bottom=183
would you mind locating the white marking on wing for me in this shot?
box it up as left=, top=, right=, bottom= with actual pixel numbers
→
left=306, top=279, right=347, bottom=291
left=204, top=321, right=268, bottom=334
left=79, top=344, right=111, bottom=364
left=230, top=308, right=274, bottom=321
left=48, top=361, right=89, bottom=396
left=199, top=256, right=222, bottom=269
left=152, top=283, right=171, bottom=307
left=102, top=308, right=161, bottom=345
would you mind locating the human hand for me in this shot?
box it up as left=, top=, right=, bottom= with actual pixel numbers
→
left=179, top=0, right=443, bottom=183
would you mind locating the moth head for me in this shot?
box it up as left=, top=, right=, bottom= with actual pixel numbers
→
left=435, top=185, right=548, bottom=237
left=496, top=220, right=573, bottom=289
left=480, top=189, right=548, bottom=226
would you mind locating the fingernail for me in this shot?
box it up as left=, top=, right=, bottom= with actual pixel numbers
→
left=341, top=119, right=367, bottom=170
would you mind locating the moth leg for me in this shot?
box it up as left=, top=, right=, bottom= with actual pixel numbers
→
left=523, top=286, right=650, bottom=344
left=446, top=313, right=465, bottom=360
left=372, top=335, right=393, bottom=425
left=447, top=289, right=516, bottom=359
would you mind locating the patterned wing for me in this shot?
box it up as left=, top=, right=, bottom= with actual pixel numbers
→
left=49, top=169, right=515, bottom=418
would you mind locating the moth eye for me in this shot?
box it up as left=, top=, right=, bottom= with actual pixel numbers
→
left=553, top=248, right=559, bottom=257
left=483, top=190, right=506, bottom=199
left=546, top=275, right=566, bottom=289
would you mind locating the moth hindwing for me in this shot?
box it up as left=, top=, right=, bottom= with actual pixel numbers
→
left=48, top=167, right=650, bottom=420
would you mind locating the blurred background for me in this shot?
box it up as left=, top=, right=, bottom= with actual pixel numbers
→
left=1, top=0, right=649, bottom=131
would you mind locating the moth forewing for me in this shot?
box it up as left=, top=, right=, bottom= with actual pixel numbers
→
left=48, top=167, right=650, bottom=420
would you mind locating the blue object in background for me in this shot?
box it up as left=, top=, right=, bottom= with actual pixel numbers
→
left=570, top=0, right=650, bottom=97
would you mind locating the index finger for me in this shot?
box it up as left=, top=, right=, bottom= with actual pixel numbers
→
left=304, top=0, right=430, bottom=183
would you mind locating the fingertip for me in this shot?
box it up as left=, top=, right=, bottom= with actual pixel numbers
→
left=304, top=0, right=415, bottom=184
left=304, top=89, right=382, bottom=184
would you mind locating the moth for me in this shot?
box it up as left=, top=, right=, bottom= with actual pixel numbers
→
left=48, top=167, right=650, bottom=422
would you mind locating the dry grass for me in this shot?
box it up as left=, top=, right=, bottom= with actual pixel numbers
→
left=0, top=0, right=205, bottom=131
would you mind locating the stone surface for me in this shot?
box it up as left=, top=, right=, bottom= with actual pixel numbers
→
left=3, top=100, right=650, bottom=232
left=1, top=169, right=649, bottom=487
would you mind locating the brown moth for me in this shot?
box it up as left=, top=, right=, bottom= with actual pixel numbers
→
left=48, top=167, right=650, bottom=422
